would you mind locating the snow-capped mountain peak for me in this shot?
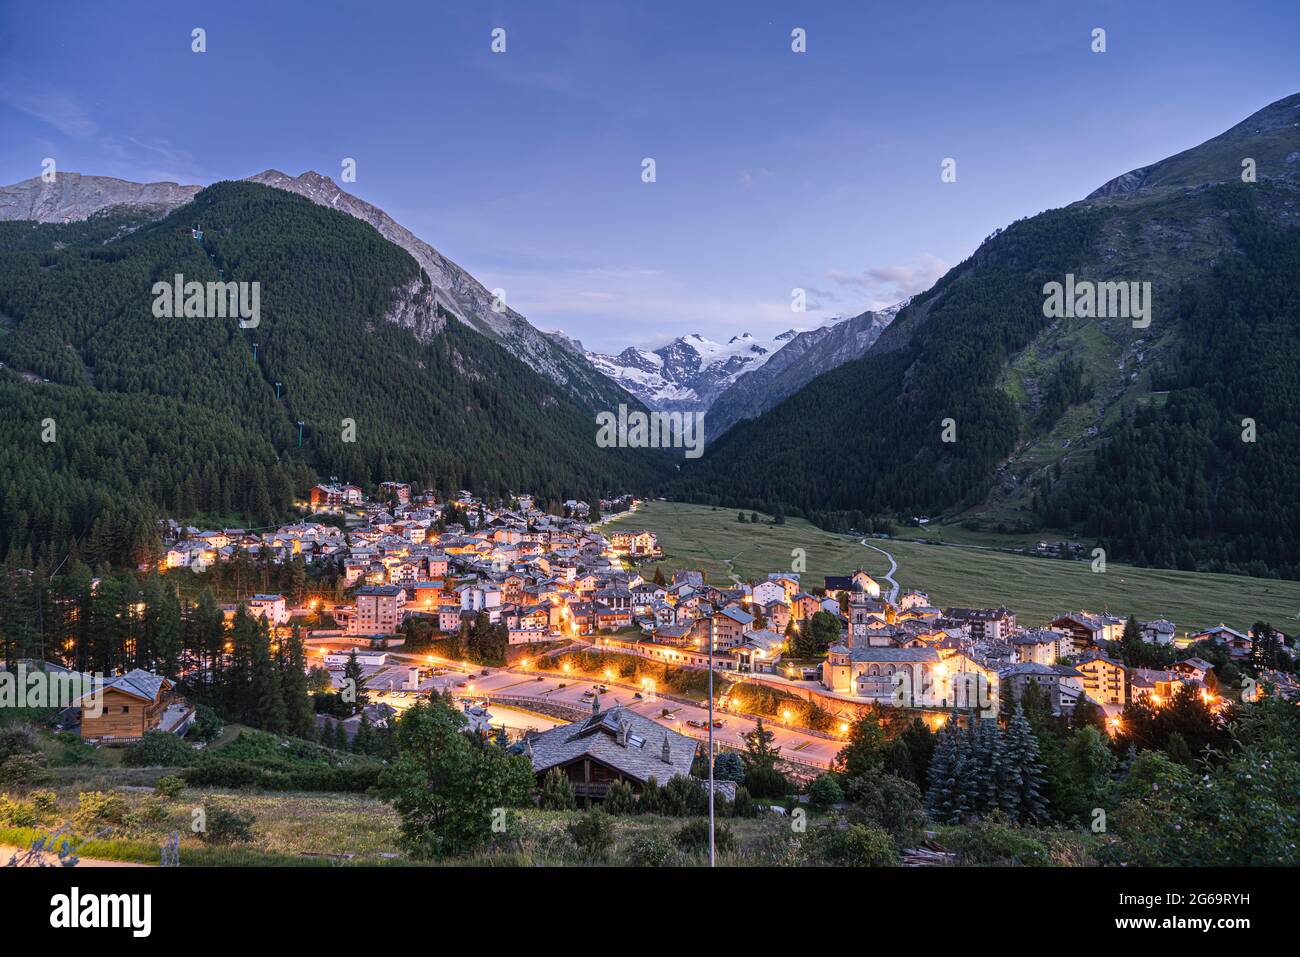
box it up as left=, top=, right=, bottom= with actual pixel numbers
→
left=586, top=329, right=792, bottom=411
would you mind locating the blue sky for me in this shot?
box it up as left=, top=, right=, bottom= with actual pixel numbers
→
left=2, top=1, right=1297, bottom=352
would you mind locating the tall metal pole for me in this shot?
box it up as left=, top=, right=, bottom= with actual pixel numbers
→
left=708, top=613, right=715, bottom=867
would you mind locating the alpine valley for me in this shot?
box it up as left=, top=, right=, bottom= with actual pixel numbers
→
left=1, top=92, right=1299, bottom=581
left=672, top=91, right=1300, bottom=580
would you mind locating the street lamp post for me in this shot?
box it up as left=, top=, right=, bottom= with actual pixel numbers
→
left=708, top=613, right=715, bottom=867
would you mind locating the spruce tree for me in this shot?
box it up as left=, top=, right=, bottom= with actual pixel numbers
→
left=281, top=623, right=315, bottom=738
left=225, top=607, right=258, bottom=720
left=1004, top=705, right=1050, bottom=823
left=250, top=618, right=288, bottom=733
left=924, top=717, right=969, bottom=824
left=353, top=713, right=378, bottom=755
left=341, top=648, right=371, bottom=715
left=968, top=718, right=1001, bottom=817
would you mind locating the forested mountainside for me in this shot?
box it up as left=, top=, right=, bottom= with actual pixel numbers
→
left=0, top=170, right=638, bottom=413
left=0, top=182, right=668, bottom=568
left=670, top=92, right=1300, bottom=580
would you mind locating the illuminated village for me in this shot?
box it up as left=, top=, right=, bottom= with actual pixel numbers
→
left=144, top=486, right=1286, bottom=763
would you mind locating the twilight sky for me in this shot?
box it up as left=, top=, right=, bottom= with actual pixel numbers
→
left=1, top=1, right=1297, bottom=352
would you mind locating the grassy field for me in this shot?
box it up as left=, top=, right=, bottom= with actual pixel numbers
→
left=0, top=783, right=838, bottom=867
left=616, top=501, right=1300, bottom=631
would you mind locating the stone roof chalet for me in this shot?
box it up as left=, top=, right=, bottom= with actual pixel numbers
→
left=528, top=705, right=697, bottom=785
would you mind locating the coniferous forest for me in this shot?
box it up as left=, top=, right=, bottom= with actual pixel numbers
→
left=0, top=183, right=668, bottom=569
left=670, top=184, right=1300, bottom=580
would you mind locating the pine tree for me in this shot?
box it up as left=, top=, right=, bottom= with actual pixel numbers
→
left=1004, top=705, right=1050, bottom=823
left=353, top=712, right=378, bottom=755
left=281, top=623, right=315, bottom=738
left=192, top=587, right=225, bottom=694
left=225, top=607, right=258, bottom=719
left=250, top=617, right=287, bottom=733
left=968, top=718, right=1001, bottom=817
left=341, top=648, right=371, bottom=715
left=924, top=717, right=969, bottom=824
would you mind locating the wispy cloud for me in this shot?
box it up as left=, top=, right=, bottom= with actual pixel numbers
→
left=0, top=85, right=97, bottom=137
left=826, top=253, right=948, bottom=309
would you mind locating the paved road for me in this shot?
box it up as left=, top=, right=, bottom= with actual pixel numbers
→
left=860, top=539, right=900, bottom=602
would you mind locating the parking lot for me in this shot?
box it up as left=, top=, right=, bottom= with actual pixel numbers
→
left=307, top=647, right=840, bottom=769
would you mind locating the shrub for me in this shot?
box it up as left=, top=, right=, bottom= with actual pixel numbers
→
left=0, top=751, right=49, bottom=787
left=153, top=775, right=187, bottom=799
left=605, top=779, right=637, bottom=815
left=732, top=786, right=757, bottom=818
left=566, top=807, right=615, bottom=861
left=28, top=789, right=59, bottom=820
left=817, top=823, right=899, bottom=866
left=188, top=705, right=224, bottom=743
left=744, top=764, right=791, bottom=799
left=714, top=752, right=746, bottom=783
left=0, top=725, right=40, bottom=763
left=809, top=774, right=844, bottom=810
left=539, top=768, right=577, bottom=811
left=180, top=758, right=382, bottom=792
left=623, top=832, right=674, bottom=867
left=941, top=817, right=1050, bottom=866
left=843, top=772, right=925, bottom=848
left=674, top=818, right=735, bottom=854
left=663, top=774, right=706, bottom=816
left=639, top=777, right=664, bottom=815
left=0, top=790, right=58, bottom=828
left=197, top=804, right=256, bottom=845
left=72, top=791, right=130, bottom=832
left=121, top=731, right=198, bottom=768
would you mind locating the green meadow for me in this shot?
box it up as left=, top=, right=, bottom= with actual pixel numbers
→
left=616, top=501, right=1300, bottom=632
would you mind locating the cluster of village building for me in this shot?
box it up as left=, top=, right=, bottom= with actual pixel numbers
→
left=152, top=485, right=1300, bottom=728
left=161, top=484, right=660, bottom=642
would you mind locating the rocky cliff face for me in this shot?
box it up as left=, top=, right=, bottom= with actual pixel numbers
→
left=703, top=304, right=903, bottom=438
left=1087, top=91, right=1300, bottom=200
left=241, top=170, right=634, bottom=412
left=0, top=172, right=200, bottom=223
